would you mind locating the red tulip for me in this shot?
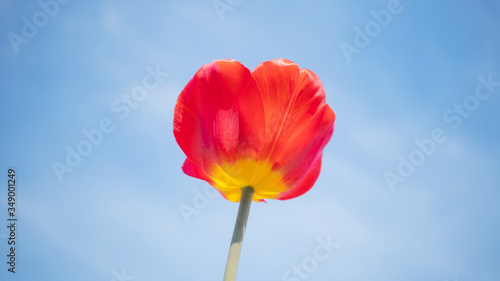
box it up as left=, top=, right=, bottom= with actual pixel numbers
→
left=174, top=59, right=335, bottom=202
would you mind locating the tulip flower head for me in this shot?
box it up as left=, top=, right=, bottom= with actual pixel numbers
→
left=174, top=59, right=335, bottom=202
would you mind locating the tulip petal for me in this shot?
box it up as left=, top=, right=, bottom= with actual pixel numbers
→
left=174, top=59, right=266, bottom=165
left=252, top=59, right=335, bottom=197
left=174, top=60, right=269, bottom=201
left=182, top=158, right=212, bottom=183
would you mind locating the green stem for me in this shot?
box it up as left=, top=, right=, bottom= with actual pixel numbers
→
left=223, top=186, right=255, bottom=281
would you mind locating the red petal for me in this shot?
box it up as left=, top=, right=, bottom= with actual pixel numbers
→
left=182, top=158, right=212, bottom=183
left=174, top=60, right=265, bottom=175
left=252, top=59, right=335, bottom=194
left=278, top=107, right=334, bottom=186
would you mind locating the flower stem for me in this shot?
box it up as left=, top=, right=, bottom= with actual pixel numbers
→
left=223, top=186, right=255, bottom=281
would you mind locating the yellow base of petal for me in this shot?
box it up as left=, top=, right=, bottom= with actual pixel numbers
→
left=209, top=159, right=288, bottom=202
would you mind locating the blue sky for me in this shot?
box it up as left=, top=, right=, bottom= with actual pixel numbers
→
left=1, top=0, right=499, bottom=280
